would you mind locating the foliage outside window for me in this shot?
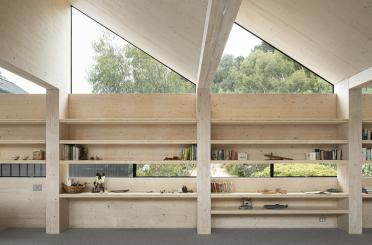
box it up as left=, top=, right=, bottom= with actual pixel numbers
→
left=136, top=164, right=196, bottom=177
left=363, top=87, right=372, bottom=94
left=363, top=164, right=372, bottom=177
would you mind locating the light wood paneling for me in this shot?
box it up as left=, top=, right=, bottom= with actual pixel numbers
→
left=0, top=178, right=46, bottom=228
left=362, top=94, right=372, bottom=119
left=68, top=94, right=196, bottom=119
left=212, top=94, right=337, bottom=119
left=0, top=95, right=45, bottom=119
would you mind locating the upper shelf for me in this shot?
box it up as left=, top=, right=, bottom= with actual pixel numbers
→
left=60, top=118, right=196, bottom=125
left=211, top=160, right=347, bottom=165
left=0, top=160, right=46, bottom=164
left=363, top=140, right=372, bottom=144
left=363, top=119, right=372, bottom=124
left=0, top=119, right=45, bottom=124
left=59, top=118, right=348, bottom=125
left=60, top=140, right=196, bottom=145
left=211, top=140, right=348, bottom=145
left=60, top=160, right=197, bottom=165
left=211, top=207, right=349, bottom=215
left=211, top=118, right=348, bottom=125
left=0, top=140, right=45, bottom=145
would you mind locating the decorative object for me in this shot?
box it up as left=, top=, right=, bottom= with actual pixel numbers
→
left=92, top=173, right=105, bottom=193
left=264, top=204, right=288, bottom=209
left=110, top=189, right=129, bottom=193
left=32, top=150, right=45, bottom=160
left=306, top=152, right=317, bottom=160
left=63, top=178, right=86, bottom=193
left=22, top=156, right=29, bottom=160
left=211, top=181, right=233, bottom=193
left=95, top=155, right=103, bottom=160
left=239, top=199, right=253, bottom=210
left=264, top=153, right=293, bottom=160
left=12, top=155, right=20, bottom=160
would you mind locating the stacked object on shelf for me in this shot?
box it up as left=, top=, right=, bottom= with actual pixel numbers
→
left=211, top=149, right=238, bottom=160
left=181, top=144, right=197, bottom=160
left=363, top=128, right=372, bottom=140
left=363, top=148, right=372, bottom=160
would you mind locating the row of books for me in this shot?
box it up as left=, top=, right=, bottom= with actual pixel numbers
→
left=211, top=181, right=233, bottom=193
left=181, top=145, right=197, bottom=160
left=211, top=149, right=239, bottom=160
left=63, top=145, right=88, bottom=160
left=362, top=128, right=372, bottom=140
left=305, top=149, right=342, bottom=160
left=363, top=148, right=372, bottom=160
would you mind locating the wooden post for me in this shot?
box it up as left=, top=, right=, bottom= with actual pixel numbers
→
left=196, top=87, right=211, bottom=234
left=347, top=88, right=363, bottom=234
left=336, top=82, right=363, bottom=234
left=46, top=88, right=68, bottom=233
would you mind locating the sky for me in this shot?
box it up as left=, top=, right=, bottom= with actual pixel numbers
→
left=0, top=9, right=262, bottom=94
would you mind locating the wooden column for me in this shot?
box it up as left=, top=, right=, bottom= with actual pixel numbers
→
left=347, top=88, right=363, bottom=234
left=336, top=82, right=363, bottom=234
left=196, top=87, right=211, bottom=234
left=46, top=88, right=68, bottom=233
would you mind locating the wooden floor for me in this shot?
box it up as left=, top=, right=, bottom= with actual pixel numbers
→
left=0, top=229, right=371, bottom=245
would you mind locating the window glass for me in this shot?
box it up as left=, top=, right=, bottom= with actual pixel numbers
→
left=0, top=68, right=45, bottom=94
left=136, top=164, right=196, bottom=177
left=69, top=164, right=133, bottom=178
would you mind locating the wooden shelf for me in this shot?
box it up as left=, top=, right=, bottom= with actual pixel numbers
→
left=0, top=119, right=46, bottom=124
left=363, top=140, right=372, bottom=144
left=363, top=194, right=372, bottom=199
left=212, top=119, right=348, bottom=125
left=60, top=118, right=196, bottom=125
left=60, top=160, right=196, bottom=165
left=211, top=192, right=349, bottom=199
left=362, top=119, right=372, bottom=124
left=59, top=140, right=196, bottom=145
left=60, top=192, right=197, bottom=199
left=211, top=207, right=349, bottom=215
left=0, top=140, right=45, bottom=145
left=0, top=160, right=46, bottom=164
left=211, top=160, right=346, bottom=165
left=211, top=140, right=348, bottom=145
left=363, top=161, right=372, bottom=164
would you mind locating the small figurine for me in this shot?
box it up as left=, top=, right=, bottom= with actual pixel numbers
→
left=23, top=156, right=29, bottom=160
left=95, top=155, right=103, bottom=160
left=92, top=173, right=105, bottom=193
left=182, top=185, right=188, bottom=193
left=239, top=199, right=253, bottom=210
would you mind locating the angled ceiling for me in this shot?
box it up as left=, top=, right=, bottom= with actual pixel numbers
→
left=236, top=0, right=372, bottom=84
left=70, top=0, right=209, bottom=84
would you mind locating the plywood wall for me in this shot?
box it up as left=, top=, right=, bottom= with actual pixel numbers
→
left=0, top=95, right=45, bottom=119
left=362, top=94, right=372, bottom=119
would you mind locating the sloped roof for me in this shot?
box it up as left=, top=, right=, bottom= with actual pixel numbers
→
left=70, top=0, right=209, bottom=83
left=0, top=77, right=27, bottom=94
left=70, top=0, right=372, bottom=86
left=236, top=0, right=372, bottom=84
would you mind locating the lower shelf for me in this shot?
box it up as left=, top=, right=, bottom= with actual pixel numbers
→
left=211, top=207, right=349, bottom=215
left=211, top=193, right=349, bottom=199
left=60, top=192, right=197, bottom=199
left=363, top=194, right=372, bottom=199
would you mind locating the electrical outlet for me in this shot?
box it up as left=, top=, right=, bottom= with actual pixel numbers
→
left=33, top=184, right=42, bottom=192
left=319, top=217, right=327, bottom=223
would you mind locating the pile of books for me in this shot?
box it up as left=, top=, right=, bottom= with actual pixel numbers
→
left=211, top=181, right=233, bottom=193
left=211, top=149, right=238, bottom=160
left=181, top=144, right=197, bottom=160
left=363, top=148, right=372, bottom=160
left=362, top=128, right=372, bottom=140
left=306, top=149, right=342, bottom=160
left=63, top=145, right=87, bottom=160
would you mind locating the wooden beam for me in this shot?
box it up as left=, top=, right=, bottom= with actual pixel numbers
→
left=197, top=0, right=242, bottom=88
left=348, top=67, right=372, bottom=89
left=196, top=88, right=211, bottom=234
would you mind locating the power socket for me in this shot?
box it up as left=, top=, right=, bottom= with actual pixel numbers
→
left=33, top=184, right=42, bottom=192
left=319, top=217, right=327, bottom=223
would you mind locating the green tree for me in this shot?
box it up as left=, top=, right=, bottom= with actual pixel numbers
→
left=87, top=31, right=195, bottom=93
left=136, top=164, right=195, bottom=177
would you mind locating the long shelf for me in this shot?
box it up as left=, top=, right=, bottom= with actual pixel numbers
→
left=211, top=140, right=348, bottom=145
left=211, top=207, right=349, bottom=215
left=212, top=118, right=348, bottom=125
left=60, top=192, right=197, bottom=199
left=362, top=119, right=372, bottom=124
left=363, top=140, right=372, bottom=144
left=363, top=194, right=372, bottom=199
left=60, top=118, right=196, bottom=125
left=59, top=140, right=196, bottom=145
left=0, top=160, right=46, bottom=164
left=211, top=192, right=349, bottom=199
left=211, top=160, right=346, bottom=165
left=0, top=119, right=46, bottom=124
left=60, top=160, right=196, bottom=165
left=0, top=140, right=45, bottom=145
